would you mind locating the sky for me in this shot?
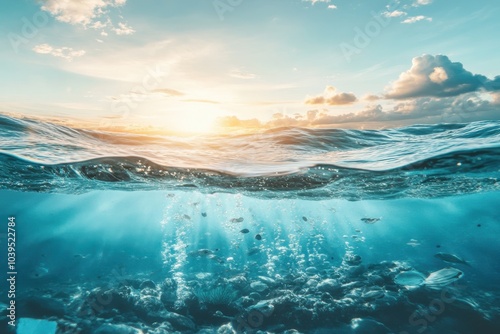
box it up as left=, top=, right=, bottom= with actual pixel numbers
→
left=1, top=0, right=500, bottom=133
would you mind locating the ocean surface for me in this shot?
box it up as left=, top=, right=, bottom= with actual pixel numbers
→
left=0, top=114, right=499, bottom=333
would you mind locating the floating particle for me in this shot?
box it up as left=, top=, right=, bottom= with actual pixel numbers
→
left=255, top=234, right=262, bottom=240
left=361, top=217, right=380, bottom=224
left=240, top=228, right=250, bottom=234
left=302, top=216, right=308, bottom=222
left=201, top=212, right=207, bottom=217
left=436, top=244, right=441, bottom=248
left=183, top=214, right=191, bottom=220
left=477, top=224, right=481, bottom=227
left=230, top=217, right=244, bottom=223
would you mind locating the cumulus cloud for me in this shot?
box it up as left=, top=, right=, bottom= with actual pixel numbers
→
left=364, top=94, right=381, bottom=101
left=113, top=22, right=135, bottom=35
left=40, top=0, right=134, bottom=36
left=485, top=76, right=500, bottom=91
left=33, top=43, right=85, bottom=61
left=380, top=0, right=434, bottom=25
left=218, top=54, right=500, bottom=130
left=402, top=15, right=432, bottom=23
left=326, top=93, right=500, bottom=124
left=305, top=86, right=357, bottom=106
left=217, top=111, right=323, bottom=129
left=428, top=66, right=448, bottom=83
left=385, top=55, right=500, bottom=99
left=41, top=0, right=126, bottom=25
left=218, top=92, right=500, bottom=130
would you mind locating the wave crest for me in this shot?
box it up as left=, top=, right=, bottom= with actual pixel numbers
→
left=1, top=114, right=499, bottom=199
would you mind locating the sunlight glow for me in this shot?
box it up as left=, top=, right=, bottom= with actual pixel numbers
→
left=161, top=105, right=221, bottom=134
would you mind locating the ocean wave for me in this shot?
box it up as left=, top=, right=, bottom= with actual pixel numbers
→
left=1, top=114, right=499, bottom=199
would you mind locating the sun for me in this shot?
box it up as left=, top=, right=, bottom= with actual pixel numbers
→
left=162, top=104, right=222, bottom=134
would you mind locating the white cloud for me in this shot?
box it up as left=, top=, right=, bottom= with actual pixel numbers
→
left=364, top=94, right=381, bottom=101
left=414, top=0, right=432, bottom=6
left=41, top=0, right=126, bottom=26
left=218, top=92, right=500, bottom=129
left=32, top=43, right=86, bottom=61
left=429, top=67, right=448, bottom=84
left=113, top=22, right=135, bottom=35
left=40, top=0, right=134, bottom=36
left=402, top=15, right=432, bottom=23
left=380, top=0, right=434, bottom=25
left=383, top=10, right=407, bottom=17
left=303, top=0, right=337, bottom=8
left=91, top=20, right=108, bottom=29
left=385, top=54, right=492, bottom=99
left=303, top=0, right=331, bottom=4
left=305, top=86, right=357, bottom=105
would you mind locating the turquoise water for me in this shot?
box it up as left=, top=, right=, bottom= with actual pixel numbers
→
left=1, top=115, right=499, bottom=333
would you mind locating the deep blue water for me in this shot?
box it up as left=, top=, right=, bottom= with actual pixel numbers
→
left=0, top=115, right=499, bottom=333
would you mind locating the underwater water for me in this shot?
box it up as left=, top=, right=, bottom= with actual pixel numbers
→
left=0, top=114, right=500, bottom=334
